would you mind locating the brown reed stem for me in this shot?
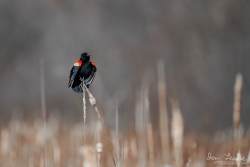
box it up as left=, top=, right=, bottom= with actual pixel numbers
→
left=233, top=73, right=243, bottom=141
left=171, top=100, right=184, bottom=167
left=157, top=61, right=170, bottom=163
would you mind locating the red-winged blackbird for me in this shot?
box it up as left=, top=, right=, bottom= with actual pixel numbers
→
left=68, top=52, right=97, bottom=93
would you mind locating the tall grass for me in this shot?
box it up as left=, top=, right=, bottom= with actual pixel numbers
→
left=0, top=66, right=249, bottom=167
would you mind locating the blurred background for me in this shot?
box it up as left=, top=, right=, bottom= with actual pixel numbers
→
left=0, top=0, right=249, bottom=133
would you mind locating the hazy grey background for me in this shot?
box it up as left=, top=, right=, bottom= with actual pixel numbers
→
left=0, top=0, right=249, bottom=132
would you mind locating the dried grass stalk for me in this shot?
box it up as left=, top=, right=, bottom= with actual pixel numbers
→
left=157, top=60, right=170, bottom=163
left=135, top=84, right=149, bottom=167
left=83, top=84, right=103, bottom=122
left=233, top=73, right=243, bottom=140
left=95, top=119, right=103, bottom=167
left=80, top=88, right=88, bottom=144
left=236, top=151, right=242, bottom=167
left=40, top=59, right=48, bottom=123
left=171, top=100, right=184, bottom=167
left=82, top=88, right=87, bottom=128
left=147, top=123, right=155, bottom=167
left=114, top=101, right=121, bottom=167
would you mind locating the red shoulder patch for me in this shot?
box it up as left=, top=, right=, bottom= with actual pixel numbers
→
left=74, top=59, right=83, bottom=67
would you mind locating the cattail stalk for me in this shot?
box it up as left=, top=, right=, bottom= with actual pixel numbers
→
left=157, top=61, right=170, bottom=163
left=142, top=83, right=155, bottom=167
left=135, top=86, right=148, bottom=167
left=114, top=101, right=121, bottom=167
left=40, top=59, right=48, bottom=167
left=81, top=84, right=104, bottom=166
left=147, top=123, right=155, bottom=167
left=246, top=151, right=250, bottom=165
left=95, top=120, right=103, bottom=167
left=83, top=84, right=103, bottom=122
left=171, top=101, right=184, bottom=167
left=83, top=88, right=86, bottom=128
left=233, top=73, right=243, bottom=140
left=81, top=87, right=87, bottom=143
left=40, top=59, right=48, bottom=123
left=236, top=151, right=242, bottom=167
left=52, top=141, right=61, bottom=166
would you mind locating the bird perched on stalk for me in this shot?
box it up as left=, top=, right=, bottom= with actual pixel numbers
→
left=68, top=52, right=97, bottom=93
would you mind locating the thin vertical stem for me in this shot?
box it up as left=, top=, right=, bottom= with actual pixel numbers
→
left=171, top=100, right=184, bottom=167
left=83, top=84, right=104, bottom=122
left=157, top=60, right=170, bottom=163
left=81, top=86, right=87, bottom=143
left=40, top=59, right=47, bottom=124
left=40, top=58, right=48, bottom=167
left=233, top=73, right=243, bottom=140
left=115, top=101, right=120, bottom=167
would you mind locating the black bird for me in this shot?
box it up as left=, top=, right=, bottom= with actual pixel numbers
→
left=68, top=52, right=97, bottom=93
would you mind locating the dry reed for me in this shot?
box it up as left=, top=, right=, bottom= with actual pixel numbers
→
left=157, top=60, right=170, bottom=164
left=233, top=73, right=243, bottom=140
left=171, top=100, right=184, bottom=167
